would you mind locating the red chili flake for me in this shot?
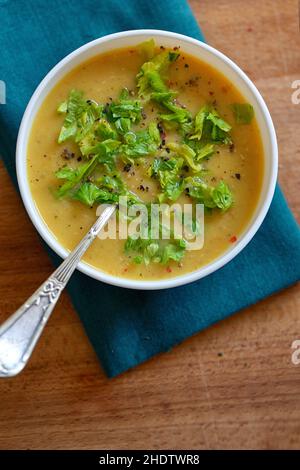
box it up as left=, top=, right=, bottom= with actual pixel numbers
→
left=123, top=267, right=128, bottom=273
left=229, top=235, right=237, bottom=243
left=166, top=266, right=172, bottom=273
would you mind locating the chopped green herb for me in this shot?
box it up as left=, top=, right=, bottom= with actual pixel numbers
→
left=73, top=182, right=119, bottom=206
left=184, top=176, right=233, bottom=211
left=189, top=106, right=210, bottom=140
left=149, top=156, right=184, bottom=202
left=57, top=90, right=103, bottom=144
left=109, top=88, right=142, bottom=124
left=136, top=49, right=179, bottom=97
left=189, top=106, right=231, bottom=144
left=125, top=235, right=186, bottom=265
left=137, top=38, right=156, bottom=60
left=212, top=180, right=233, bottom=211
left=231, top=103, right=254, bottom=124
left=120, top=123, right=161, bottom=163
left=55, top=155, right=98, bottom=198
left=167, top=142, right=203, bottom=173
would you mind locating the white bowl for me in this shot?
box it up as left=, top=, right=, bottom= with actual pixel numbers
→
left=16, top=29, right=278, bottom=290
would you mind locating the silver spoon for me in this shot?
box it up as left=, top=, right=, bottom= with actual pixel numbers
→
left=0, top=204, right=116, bottom=378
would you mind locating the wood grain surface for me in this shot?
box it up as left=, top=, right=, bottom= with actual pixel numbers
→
left=0, top=0, right=299, bottom=450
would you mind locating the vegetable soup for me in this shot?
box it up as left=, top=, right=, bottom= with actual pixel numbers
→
left=28, top=40, right=264, bottom=280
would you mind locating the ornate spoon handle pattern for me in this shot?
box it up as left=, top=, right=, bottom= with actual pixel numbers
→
left=0, top=205, right=116, bottom=377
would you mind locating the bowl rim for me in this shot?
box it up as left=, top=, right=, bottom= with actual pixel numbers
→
left=16, top=29, right=278, bottom=290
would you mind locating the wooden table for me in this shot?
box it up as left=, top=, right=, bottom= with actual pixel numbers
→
left=0, top=0, right=299, bottom=450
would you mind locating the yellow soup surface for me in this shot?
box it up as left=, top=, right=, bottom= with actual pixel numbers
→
left=28, top=44, right=264, bottom=280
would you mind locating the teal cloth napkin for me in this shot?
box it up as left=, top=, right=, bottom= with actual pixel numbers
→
left=1, top=0, right=299, bottom=377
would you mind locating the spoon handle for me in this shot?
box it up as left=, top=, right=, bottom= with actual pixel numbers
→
left=0, top=205, right=116, bottom=378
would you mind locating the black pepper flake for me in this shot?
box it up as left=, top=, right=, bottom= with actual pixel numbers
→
left=183, top=165, right=189, bottom=172
left=187, top=77, right=199, bottom=87
left=235, top=173, right=241, bottom=180
left=184, top=63, right=189, bottom=68
left=229, top=143, right=235, bottom=153
left=157, top=122, right=166, bottom=140
left=61, top=148, right=75, bottom=160
left=166, top=147, right=170, bottom=154
left=139, top=184, right=145, bottom=191
left=157, top=122, right=164, bottom=133
left=77, top=156, right=82, bottom=162
left=123, top=163, right=132, bottom=173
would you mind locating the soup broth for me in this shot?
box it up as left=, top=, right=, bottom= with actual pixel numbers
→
left=28, top=44, right=264, bottom=280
